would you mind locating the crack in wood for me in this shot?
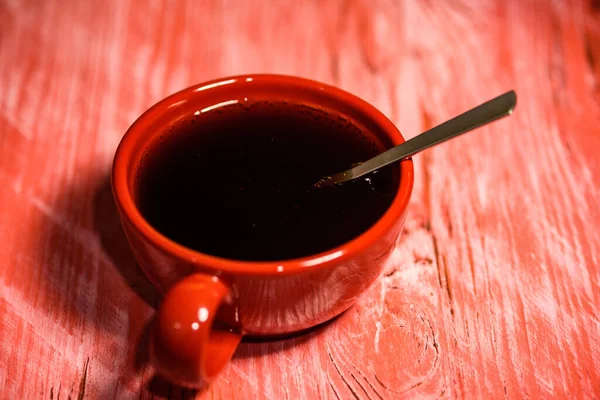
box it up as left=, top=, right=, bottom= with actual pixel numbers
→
left=583, top=10, right=600, bottom=97
left=422, top=132, right=453, bottom=307
left=440, top=200, right=454, bottom=238
left=422, top=221, right=432, bottom=232
left=584, top=34, right=596, bottom=77
left=432, top=234, right=454, bottom=315
left=427, top=317, right=440, bottom=367
left=349, top=372, right=373, bottom=400
left=446, top=212, right=454, bottom=238
left=373, top=373, right=389, bottom=391
left=327, top=376, right=342, bottom=400
left=384, top=269, right=399, bottom=278
left=350, top=365, right=385, bottom=400
left=327, top=350, right=360, bottom=400
left=77, top=357, right=89, bottom=400
left=414, top=256, right=433, bottom=265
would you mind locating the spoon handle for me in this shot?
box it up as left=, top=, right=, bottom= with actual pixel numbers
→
left=328, top=90, right=517, bottom=184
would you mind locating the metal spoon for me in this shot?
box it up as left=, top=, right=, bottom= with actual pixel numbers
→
left=315, top=90, right=517, bottom=188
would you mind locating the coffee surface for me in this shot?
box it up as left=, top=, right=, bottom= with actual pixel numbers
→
left=136, top=100, right=398, bottom=261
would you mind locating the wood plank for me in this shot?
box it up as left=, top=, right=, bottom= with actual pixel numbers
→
left=0, top=0, right=598, bottom=398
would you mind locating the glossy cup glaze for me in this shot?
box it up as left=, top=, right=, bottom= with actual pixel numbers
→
left=112, top=75, right=414, bottom=387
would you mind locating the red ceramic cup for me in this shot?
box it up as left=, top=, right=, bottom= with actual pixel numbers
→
left=112, top=75, right=414, bottom=387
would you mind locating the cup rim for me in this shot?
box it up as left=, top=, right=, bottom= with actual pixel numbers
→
left=112, top=74, right=414, bottom=276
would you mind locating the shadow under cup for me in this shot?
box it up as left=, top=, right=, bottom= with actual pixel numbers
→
left=112, top=75, right=414, bottom=387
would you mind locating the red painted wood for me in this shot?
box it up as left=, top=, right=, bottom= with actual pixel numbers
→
left=1, top=0, right=599, bottom=398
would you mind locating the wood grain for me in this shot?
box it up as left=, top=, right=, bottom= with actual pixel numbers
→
left=1, top=0, right=599, bottom=398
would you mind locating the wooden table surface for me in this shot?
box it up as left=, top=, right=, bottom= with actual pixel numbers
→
left=1, top=0, right=599, bottom=398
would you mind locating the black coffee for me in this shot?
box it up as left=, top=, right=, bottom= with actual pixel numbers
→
left=136, top=100, right=398, bottom=261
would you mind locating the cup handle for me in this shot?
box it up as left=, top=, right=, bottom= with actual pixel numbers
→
left=150, top=274, right=242, bottom=387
